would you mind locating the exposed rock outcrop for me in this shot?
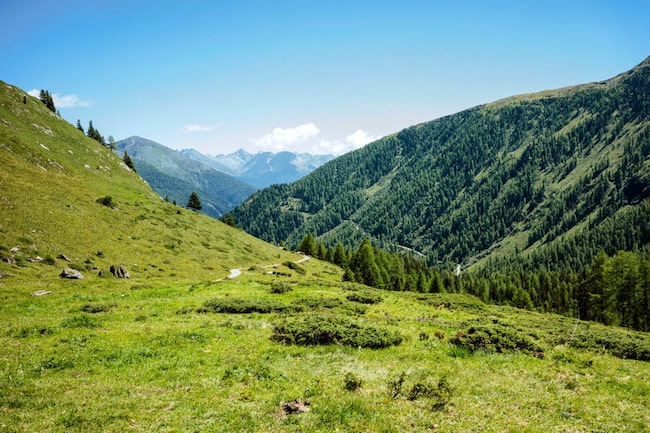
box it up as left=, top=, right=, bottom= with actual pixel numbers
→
left=110, top=264, right=130, bottom=279
left=60, top=268, right=83, bottom=279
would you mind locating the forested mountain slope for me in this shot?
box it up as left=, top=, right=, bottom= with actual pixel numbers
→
left=115, top=136, right=256, bottom=218
left=232, top=57, right=650, bottom=272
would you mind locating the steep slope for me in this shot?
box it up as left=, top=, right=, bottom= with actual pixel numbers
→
left=232, top=57, right=650, bottom=270
left=115, top=136, right=256, bottom=218
left=0, top=82, right=297, bottom=282
left=181, top=148, right=335, bottom=188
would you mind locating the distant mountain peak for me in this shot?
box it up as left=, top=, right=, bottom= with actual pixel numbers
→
left=180, top=148, right=334, bottom=189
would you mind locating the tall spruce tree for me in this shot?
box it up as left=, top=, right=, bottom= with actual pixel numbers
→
left=122, top=151, right=136, bottom=172
left=38, top=89, right=56, bottom=112
left=187, top=191, right=202, bottom=211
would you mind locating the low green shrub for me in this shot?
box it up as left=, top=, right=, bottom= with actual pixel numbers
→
left=346, top=291, right=382, bottom=305
left=269, top=281, right=292, bottom=294
left=61, top=314, right=100, bottom=329
left=407, top=376, right=453, bottom=410
left=96, top=196, right=116, bottom=208
left=283, top=261, right=306, bottom=275
left=198, top=297, right=288, bottom=314
left=450, top=324, right=544, bottom=358
left=292, top=297, right=367, bottom=314
left=344, top=372, right=363, bottom=391
left=81, top=302, right=116, bottom=313
left=387, top=371, right=407, bottom=399
left=10, top=325, right=56, bottom=338
left=271, top=314, right=403, bottom=349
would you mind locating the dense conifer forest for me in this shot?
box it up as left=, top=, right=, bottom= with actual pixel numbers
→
left=233, top=58, right=650, bottom=331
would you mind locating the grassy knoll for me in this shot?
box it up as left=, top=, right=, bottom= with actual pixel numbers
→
left=1, top=258, right=649, bottom=432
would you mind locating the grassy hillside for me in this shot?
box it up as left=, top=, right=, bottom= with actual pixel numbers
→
left=0, top=81, right=296, bottom=284
left=2, top=81, right=650, bottom=432
left=231, top=57, right=650, bottom=271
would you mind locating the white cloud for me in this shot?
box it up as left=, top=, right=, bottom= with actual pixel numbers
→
left=346, top=129, right=378, bottom=148
left=183, top=124, right=218, bottom=133
left=253, top=123, right=320, bottom=150
left=28, top=89, right=91, bottom=108
left=250, top=123, right=381, bottom=156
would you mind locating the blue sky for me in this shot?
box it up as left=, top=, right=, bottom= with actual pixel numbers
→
left=1, top=1, right=648, bottom=155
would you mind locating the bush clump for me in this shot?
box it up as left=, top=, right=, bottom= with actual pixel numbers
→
left=346, top=291, right=383, bottom=305
left=283, top=261, right=306, bottom=275
left=61, top=314, right=100, bottom=329
left=271, top=314, right=402, bottom=349
left=269, top=281, right=292, bottom=294
left=450, top=324, right=544, bottom=358
left=96, top=196, right=117, bottom=208
left=292, top=296, right=368, bottom=315
left=344, top=372, right=363, bottom=391
left=197, top=297, right=288, bottom=314
left=81, top=302, right=116, bottom=313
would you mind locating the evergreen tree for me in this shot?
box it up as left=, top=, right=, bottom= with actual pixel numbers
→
left=39, top=89, right=55, bottom=112
left=187, top=191, right=202, bottom=211
left=221, top=213, right=236, bottom=227
left=297, top=233, right=317, bottom=256
left=123, top=151, right=136, bottom=172
left=76, top=119, right=84, bottom=133
left=107, top=135, right=116, bottom=150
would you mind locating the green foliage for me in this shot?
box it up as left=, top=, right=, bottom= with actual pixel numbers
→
left=344, top=372, right=363, bottom=391
left=282, top=260, right=306, bottom=274
left=406, top=375, right=454, bottom=411
left=233, top=61, right=650, bottom=278
left=197, top=297, right=288, bottom=314
left=86, top=120, right=105, bottom=145
left=122, top=150, right=135, bottom=171
left=96, top=196, right=116, bottom=208
left=450, top=324, right=545, bottom=358
left=61, top=314, right=100, bottom=329
left=38, top=89, right=55, bottom=112
left=187, top=191, right=202, bottom=211
left=271, top=314, right=403, bottom=349
left=269, top=281, right=292, bottom=294
left=81, top=303, right=116, bottom=313
left=346, top=291, right=383, bottom=305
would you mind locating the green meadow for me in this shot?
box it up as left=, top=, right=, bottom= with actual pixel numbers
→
left=1, top=82, right=649, bottom=432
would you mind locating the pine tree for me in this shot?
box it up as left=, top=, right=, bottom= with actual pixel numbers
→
left=76, top=119, right=84, bottom=133
left=187, top=191, right=202, bottom=211
left=123, top=151, right=136, bottom=172
left=297, top=233, right=317, bottom=256
left=39, top=89, right=56, bottom=112
left=107, top=136, right=116, bottom=150
left=221, top=213, right=236, bottom=227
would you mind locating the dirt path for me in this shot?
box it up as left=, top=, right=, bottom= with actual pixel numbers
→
left=226, top=255, right=310, bottom=280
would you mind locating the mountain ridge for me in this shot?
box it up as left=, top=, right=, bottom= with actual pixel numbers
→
left=115, top=136, right=256, bottom=218
left=180, top=147, right=335, bottom=189
left=231, top=56, right=650, bottom=271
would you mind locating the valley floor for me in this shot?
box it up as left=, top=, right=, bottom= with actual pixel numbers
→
left=1, top=258, right=649, bottom=432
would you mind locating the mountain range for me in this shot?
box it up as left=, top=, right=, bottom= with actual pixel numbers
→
left=231, top=56, right=650, bottom=272
left=180, top=148, right=334, bottom=189
left=114, top=136, right=255, bottom=218
left=1, top=68, right=650, bottom=432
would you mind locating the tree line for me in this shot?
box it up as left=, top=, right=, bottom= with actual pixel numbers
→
left=295, top=233, right=650, bottom=332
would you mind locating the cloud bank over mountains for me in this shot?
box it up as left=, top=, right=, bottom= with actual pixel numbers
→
left=251, top=122, right=380, bottom=155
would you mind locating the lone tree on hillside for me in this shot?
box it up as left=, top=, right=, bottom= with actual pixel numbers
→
left=39, top=89, right=56, bottom=112
left=187, top=191, right=202, bottom=211
left=122, top=151, right=136, bottom=172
